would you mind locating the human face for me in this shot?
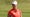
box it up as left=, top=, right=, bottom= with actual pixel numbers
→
left=12, top=4, right=17, bottom=9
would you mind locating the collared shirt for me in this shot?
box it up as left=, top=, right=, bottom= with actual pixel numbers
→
left=8, top=9, right=21, bottom=17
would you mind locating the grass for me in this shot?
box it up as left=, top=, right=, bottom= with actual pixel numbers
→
left=0, top=0, right=30, bottom=17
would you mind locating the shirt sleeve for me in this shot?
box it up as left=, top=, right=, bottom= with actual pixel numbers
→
left=7, top=11, right=11, bottom=17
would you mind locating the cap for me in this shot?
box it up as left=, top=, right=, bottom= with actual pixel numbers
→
left=12, top=1, right=17, bottom=5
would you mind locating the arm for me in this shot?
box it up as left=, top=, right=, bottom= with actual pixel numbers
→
left=7, top=11, right=11, bottom=17
left=7, top=14, right=11, bottom=17
left=20, top=10, right=22, bottom=17
left=20, top=9, right=22, bottom=17
left=18, top=9, right=22, bottom=17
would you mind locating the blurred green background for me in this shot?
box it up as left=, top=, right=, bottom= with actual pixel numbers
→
left=0, top=0, right=30, bottom=17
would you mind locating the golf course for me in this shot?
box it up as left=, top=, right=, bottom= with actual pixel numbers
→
left=0, top=0, right=30, bottom=17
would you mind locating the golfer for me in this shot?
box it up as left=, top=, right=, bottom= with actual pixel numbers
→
left=7, top=0, right=22, bottom=17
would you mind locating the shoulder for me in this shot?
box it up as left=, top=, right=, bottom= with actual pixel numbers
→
left=8, top=9, right=13, bottom=13
left=17, top=9, right=22, bottom=12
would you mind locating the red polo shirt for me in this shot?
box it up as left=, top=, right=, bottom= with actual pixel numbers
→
left=8, top=9, right=21, bottom=17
